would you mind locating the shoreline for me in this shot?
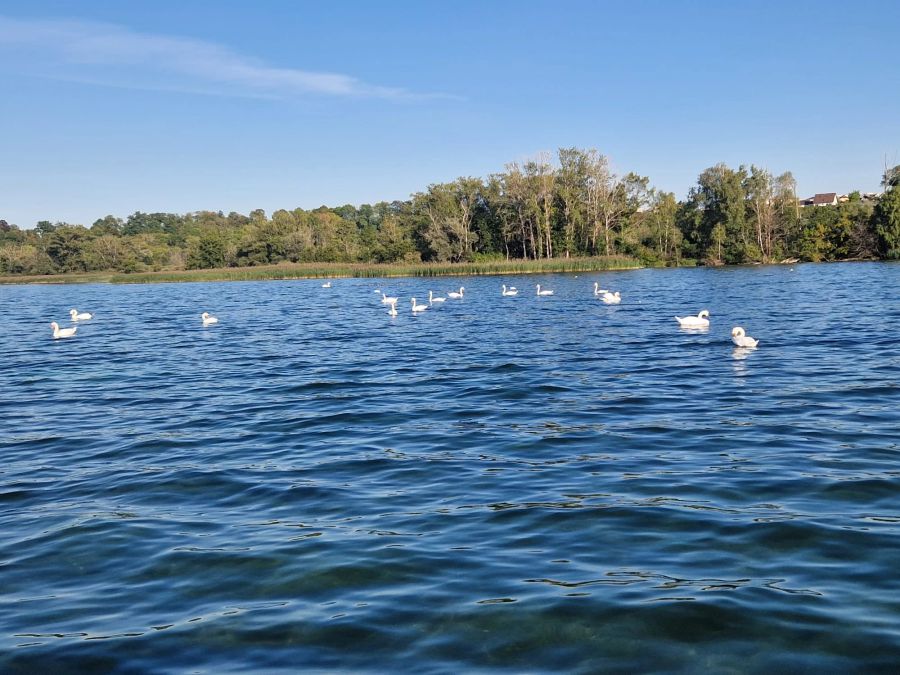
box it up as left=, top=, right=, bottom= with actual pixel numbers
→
left=0, top=256, right=643, bottom=285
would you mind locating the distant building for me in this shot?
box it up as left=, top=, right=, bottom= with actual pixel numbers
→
left=812, top=192, right=838, bottom=206
left=799, top=191, right=882, bottom=207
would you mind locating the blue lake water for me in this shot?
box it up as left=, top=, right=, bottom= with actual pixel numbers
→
left=1, top=262, right=899, bottom=672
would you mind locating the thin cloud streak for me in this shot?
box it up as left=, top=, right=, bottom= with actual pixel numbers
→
left=0, top=15, right=451, bottom=101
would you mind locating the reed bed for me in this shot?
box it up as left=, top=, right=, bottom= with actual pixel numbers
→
left=0, top=256, right=641, bottom=285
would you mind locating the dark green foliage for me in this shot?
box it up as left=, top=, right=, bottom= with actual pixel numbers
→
left=0, top=151, right=891, bottom=278
left=872, top=187, right=900, bottom=259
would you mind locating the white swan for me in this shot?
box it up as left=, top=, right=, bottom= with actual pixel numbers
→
left=50, top=321, right=77, bottom=339
left=536, top=285, right=554, bottom=296
left=593, top=282, right=608, bottom=296
left=731, top=326, right=759, bottom=348
left=601, top=291, right=621, bottom=304
left=429, top=290, right=446, bottom=304
left=411, top=297, right=428, bottom=313
left=201, top=312, right=219, bottom=326
left=322, top=281, right=332, bottom=288
left=501, top=285, right=518, bottom=296
left=675, top=310, right=710, bottom=328
left=447, top=287, right=464, bottom=299
left=388, top=300, right=398, bottom=317
left=381, top=292, right=399, bottom=304
left=69, top=308, right=93, bottom=321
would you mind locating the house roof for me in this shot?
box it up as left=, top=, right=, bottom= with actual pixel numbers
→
left=812, top=192, right=837, bottom=205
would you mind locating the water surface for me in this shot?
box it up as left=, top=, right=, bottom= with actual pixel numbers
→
left=2, top=263, right=899, bottom=672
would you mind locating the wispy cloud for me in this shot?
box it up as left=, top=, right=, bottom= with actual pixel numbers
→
left=0, top=15, right=445, bottom=101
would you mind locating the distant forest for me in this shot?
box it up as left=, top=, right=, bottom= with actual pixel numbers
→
left=2, top=149, right=899, bottom=276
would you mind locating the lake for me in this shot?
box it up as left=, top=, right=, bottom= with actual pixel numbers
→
left=1, top=262, right=899, bottom=672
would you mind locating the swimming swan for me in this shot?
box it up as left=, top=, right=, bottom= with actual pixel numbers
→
left=411, top=297, right=428, bottom=312
left=593, top=282, right=608, bottom=296
left=69, top=309, right=93, bottom=321
left=201, top=312, right=219, bottom=326
left=50, top=322, right=77, bottom=339
left=429, top=290, right=446, bottom=304
left=602, top=291, right=621, bottom=304
left=731, top=326, right=759, bottom=348
left=675, top=310, right=710, bottom=328
left=536, top=285, right=554, bottom=296
left=388, top=300, right=398, bottom=317
left=382, top=292, right=399, bottom=304
left=502, top=285, right=518, bottom=296
left=447, top=287, right=464, bottom=299
left=322, top=281, right=332, bottom=288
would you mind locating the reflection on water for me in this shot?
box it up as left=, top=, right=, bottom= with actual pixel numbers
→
left=1, top=262, right=900, bottom=672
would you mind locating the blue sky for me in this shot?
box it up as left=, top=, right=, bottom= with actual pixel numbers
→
left=1, top=0, right=897, bottom=228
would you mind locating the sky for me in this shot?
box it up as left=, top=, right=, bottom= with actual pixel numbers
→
left=1, top=0, right=898, bottom=228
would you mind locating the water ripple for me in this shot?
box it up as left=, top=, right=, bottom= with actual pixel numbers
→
left=2, top=263, right=900, bottom=671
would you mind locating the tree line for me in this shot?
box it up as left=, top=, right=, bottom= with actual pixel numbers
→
left=2, top=149, right=899, bottom=276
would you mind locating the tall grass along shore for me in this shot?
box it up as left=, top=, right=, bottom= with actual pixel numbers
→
left=0, top=256, right=642, bottom=285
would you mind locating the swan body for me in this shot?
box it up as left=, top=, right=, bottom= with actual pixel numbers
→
left=731, top=326, right=759, bottom=348
left=429, top=290, right=446, bottom=304
left=201, top=312, right=219, bottom=326
left=381, top=293, right=399, bottom=304
left=536, top=285, right=554, bottom=296
left=411, top=297, right=428, bottom=312
left=447, top=287, right=464, bottom=299
left=675, top=310, right=710, bottom=328
left=388, top=300, right=398, bottom=317
left=69, top=309, right=93, bottom=321
left=501, top=285, right=518, bottom=296
left=50, top=322, right=77, bottom=339
left=321, top=281, right=332, bottom=288
left=602, top=291, right=621, bottom=304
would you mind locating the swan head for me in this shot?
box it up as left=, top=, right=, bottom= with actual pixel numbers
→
left=410, top=298, right=416, bottom=305
left=731, top=327, right=745, bottom=338
left=699, top=310, right=710, bottom=319
left=69, top=309, right=77, bottom=317
left=201, top=312, right=210, bottom=319
left=50, top=321, right=59, bottom=330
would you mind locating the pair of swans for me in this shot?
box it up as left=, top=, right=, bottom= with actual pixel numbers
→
left=675, top=311, right=759, bottom=347
left=201, top=312, right=219, bottom=326
left=50, top=308, right=92, bottom=338
left=501, top=285, right=518, bottom=296
left=592, top=283, right=621, bottom=304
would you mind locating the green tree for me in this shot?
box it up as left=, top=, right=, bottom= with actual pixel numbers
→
left=45, top=225, right=89, bottom=272
left=872, top=187, right=900, bottom=259
left=186, top=232, right=227, bottom=269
